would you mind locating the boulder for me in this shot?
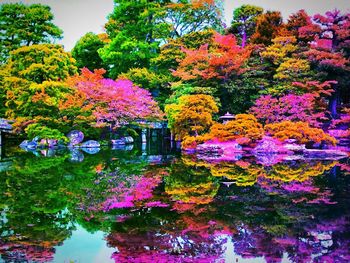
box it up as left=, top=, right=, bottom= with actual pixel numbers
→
left=284, top=143, right=306, bottom=152
left=26, top=141, right=37, bottom=150
left=67, top=130, right=84, bottom=145
left=19, top=140, right=29, bottom=149
left=80, top=140, right=100, bottom=148
left=253, top=136, right=289, bottom=154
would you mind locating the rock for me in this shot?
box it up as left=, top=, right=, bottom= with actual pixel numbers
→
left=124, top=136, right=134, bottom=144
left=284, top=139, right=297, bottom=143
left=32, top=136, right=40, bottom=142
left=67, top=130, right=84, bottom=145
left=47, top=139, right=58, bottom=148
left=0, top=119, right=12, bottom=130
left=19, top=140, right=29, bottom=149
left=284, top=143, right=306, bottom=152
left=81, top=147, right=100, bottom=154
left=253, top=136, right=289, bottom=154
left=26, top=141, right=37, bottom=150
left=80, top=140, right=100, bottom=148
left=197, top=144, right=223, bottom=154
left=111, top=139, right=125, bottom=145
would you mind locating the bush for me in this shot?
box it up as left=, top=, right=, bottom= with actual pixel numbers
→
left=265, top=121, right=337, bottom=145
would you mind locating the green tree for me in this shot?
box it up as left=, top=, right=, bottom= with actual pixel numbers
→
left=71, top=32, right=106, bottom=71
left=1, top=44, right=77, bottom=133
left=99, top=0, right=168, bottom=78
left=227, top=5, right=263, bottom=47
left=0, top=3, right=62, bottom=63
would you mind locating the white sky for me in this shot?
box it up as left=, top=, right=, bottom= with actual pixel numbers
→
left=1, top=0, right=349, bottom=51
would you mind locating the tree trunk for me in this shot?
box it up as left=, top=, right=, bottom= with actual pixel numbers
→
left=241, top=30, right=247, bottom=48
left=329, top=89, right=339, bottom=119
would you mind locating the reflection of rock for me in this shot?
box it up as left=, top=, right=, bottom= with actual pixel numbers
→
left=112, top=144, right=134, bottom=151
left=303, top=149, right=348, bottom=160
left=69, top=148, right=84, bottom=162
left=80, top=140, right=100, bottom=148
left=67, top=130, right=84, bottom=145
left=255, top=153, right=288, bottom=166
left=40, top=149, right=56, bottom=157
left=81, top=147, right=100, bottom=154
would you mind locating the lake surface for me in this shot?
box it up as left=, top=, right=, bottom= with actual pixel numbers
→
left=0, top=141, right=349, bottom=262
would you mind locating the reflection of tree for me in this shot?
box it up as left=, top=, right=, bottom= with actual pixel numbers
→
left=165, top=155, right=220, bottom=206
left=106, top=209, right=229, bottom=263
left=210, top=161, right=264, bottom=186
left=0, top=152, right=75, bottom=262
left=263, top=161, right=336, bottom=182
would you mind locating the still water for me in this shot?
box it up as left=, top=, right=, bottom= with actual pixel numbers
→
left=0, top=141, right=349, bottom=263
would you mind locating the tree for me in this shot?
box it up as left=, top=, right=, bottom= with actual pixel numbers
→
left=68, top=68, right=163, bottom=129
left=259, top=36, right=315, bottom=95
left=1, top=44, right=77, bottom=133
left=99, top=0, right=170, bottom=78
left=265, top=121, right=336, bottom=145
left=299, top=10, right=350, bottom=118
left=0, top=3, right=62, bottom=63
left=286, top=9, right=310, bottom=43
left=165, top=94, right=218, bottom=139
left=172, top=32, right=250, bottom=83
left=71, top=32, right=106, bottom=71
left=251, top=11, right=284, bottom=45
left=227, top=5, right=264, bottom=47
left=163, top=0, right=224, bottom=38
left=2, top=44, right=76, bottom=130
left=250, top=94, right=328, bottom=127
left=204, top=114, right=264, bottom=143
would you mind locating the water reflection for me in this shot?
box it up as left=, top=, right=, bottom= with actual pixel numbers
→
left=0, top=144, right=349, bottom=262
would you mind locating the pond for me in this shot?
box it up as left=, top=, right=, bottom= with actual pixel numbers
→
left=0, top=141, right=349, bottom=262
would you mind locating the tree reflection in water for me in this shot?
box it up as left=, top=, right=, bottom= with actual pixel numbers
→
left=0, top=147, right=349, bottom=262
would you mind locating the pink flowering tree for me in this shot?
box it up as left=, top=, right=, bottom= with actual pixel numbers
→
left=250, top=93, right=328, bottom=127
left=298, top=10, right=350, bottom=117
left=68, top=68, right=163, bottom=129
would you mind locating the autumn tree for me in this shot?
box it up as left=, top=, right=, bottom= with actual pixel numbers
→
left=68, top=68, right=163, bottom=129
left=205, top=114, right=264, bottom=143
left=265, top=121, right=336, bottom=145
left=227, top=5, right=264, bottom=47
left=165, top=94, right=218, bottom=140
left=286, top=9, right=310, bottom=43
left=251, top=11, right=284, bottom=45
left=299, top=10, right=350, bottom=117
left=260, top=36, right=315, bottom=95
left=172, top=32, right=250, bottom=83
left=250, top=94, right=328, bottom=127
left=0, top=3, right=62, bottom=63
left=71, top=32, right=107, bottom=71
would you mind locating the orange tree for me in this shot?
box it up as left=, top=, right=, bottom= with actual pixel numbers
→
left=265, top=121, right=337, bottom=145
left=165, top=94, right=218, bottom=140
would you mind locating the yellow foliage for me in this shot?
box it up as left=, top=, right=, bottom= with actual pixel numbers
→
left=265, top=121, right=337, bottom=145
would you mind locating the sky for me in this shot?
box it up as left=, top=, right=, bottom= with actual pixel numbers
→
left=1, top=0, right=349, bottom=51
